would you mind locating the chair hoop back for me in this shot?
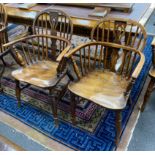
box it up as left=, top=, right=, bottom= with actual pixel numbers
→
left=33, top=9, right=73, bottom=41
left=91, top=17, right=147, bottom=52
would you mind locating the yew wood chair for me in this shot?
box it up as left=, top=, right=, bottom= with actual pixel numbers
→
left=65, top=42, right=145, bottom=145
left=3, top=34, right=71, bottom=125
left=91, top=17, right=147, bottom=52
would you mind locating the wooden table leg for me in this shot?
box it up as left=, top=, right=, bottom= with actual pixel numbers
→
left=141, top=77, right=155, bottom=112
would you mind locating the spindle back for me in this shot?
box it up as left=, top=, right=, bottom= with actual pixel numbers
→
left=3, top=35, right=71, bottom=67
left=33, top=9, right=73, bottom=41
left=91, top=17, right=147, bottom=52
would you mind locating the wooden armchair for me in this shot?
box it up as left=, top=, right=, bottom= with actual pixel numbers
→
left=65, top=42, right=145, bottom=145
left=91, top=17, right=147, bottom=52
left=3, top=34, right=71, bottom=125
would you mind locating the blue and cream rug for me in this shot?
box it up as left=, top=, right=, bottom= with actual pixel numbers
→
left=0, top=24, right=153, bottom=150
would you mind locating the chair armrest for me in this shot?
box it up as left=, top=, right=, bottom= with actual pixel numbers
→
left=56, top=45, right=71, bottom=62
left=132, top=52, right=145, bottom=79
left=3, top=35, right=38, bottom=48
left=124, top=52, right=145, bottom=97
left=3, top=34, right=71, bottom=64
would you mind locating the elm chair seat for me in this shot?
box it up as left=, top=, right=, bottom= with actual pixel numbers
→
left=68, top=70, right=129, bottom=110
left=3, top=34, right=71, bottom=126
left=12, top=60, right=59, bottom=88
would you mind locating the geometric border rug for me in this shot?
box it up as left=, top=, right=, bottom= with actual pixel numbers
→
left=0, top=36, right=153, bottom=151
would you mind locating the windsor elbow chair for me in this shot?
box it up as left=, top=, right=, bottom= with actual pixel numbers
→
left=65, top=41, right=145, bottom=145
left=3, top=34, right=71, bottom=125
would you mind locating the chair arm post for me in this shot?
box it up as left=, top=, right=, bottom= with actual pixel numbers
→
left=63, top=57, right=75, bottom=81
left=124, top=78, right=136, bottom=97
left=56, top=45, right=71, bottom=62
left=56, top=57, right=68, bottom=78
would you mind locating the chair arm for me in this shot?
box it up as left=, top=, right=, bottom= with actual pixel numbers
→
left=56, top=45, right=71, bottom=62
left=64, top=42, right=86, bottom=58
left=3, top=34, right=71, bottom=65
left=124, top=52, right=145, bottom=97
left=132, top=52, right=145, bottom=79
left=3, top=34, right=71, bottom=48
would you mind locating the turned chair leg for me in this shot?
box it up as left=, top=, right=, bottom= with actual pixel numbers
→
left=70, top=92, right=76, bottom=125
left=15, top=80, right=21, bottom=107
left=115, top=110, right=122, bottom=146
left=141, top=78, right=155, bottom=112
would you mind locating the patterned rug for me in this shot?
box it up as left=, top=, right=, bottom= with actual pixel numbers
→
left=0, top=24, right=153, bottom=150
